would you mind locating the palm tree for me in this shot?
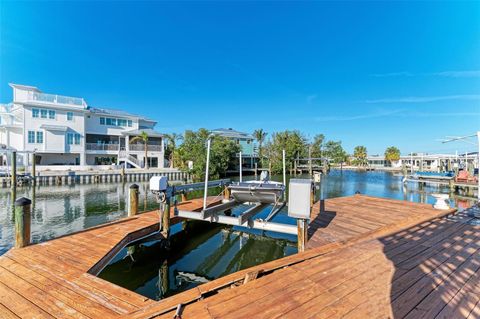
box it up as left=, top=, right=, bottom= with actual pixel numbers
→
left=353, top=145, right=368, bottom=167
left=130, top=131, right=149, bottom=169
left=253, top=129, right=267, bottom=166
left=384, top=146, right=401, bottom=166
left=164, top=133, right=183, bottom=169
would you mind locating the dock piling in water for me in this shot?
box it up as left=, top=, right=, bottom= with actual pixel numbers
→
left=10, top=151, right=16, bottom=189
left=297, top=219, right=307, bottom=252
left=14, top=197, right=31, bottom=248
left=129, top=184, right=139, bottom=216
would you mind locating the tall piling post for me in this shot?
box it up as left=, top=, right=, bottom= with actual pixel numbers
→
left=31, top=153, right=36, bottom=185
left=297, top=219, right=308, bottom=253
left=161, top=196, right=171, bottom=238
left=15, top=197, right=32, bottom=248
left=308, top=146, right=313, bottom=177
left=11, top=151, right=16, bottom=188
left=128, top=184, right=139, bottom=217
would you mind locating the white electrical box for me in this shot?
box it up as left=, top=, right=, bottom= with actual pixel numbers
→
left=149, top=176, right=168, bottom=192
left=313, top=172, right=321, bottom=183
left=288, top=179, right=312, bottom=219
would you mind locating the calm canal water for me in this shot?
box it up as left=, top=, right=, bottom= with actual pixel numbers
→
left=0, top=170, right=476, bottom=300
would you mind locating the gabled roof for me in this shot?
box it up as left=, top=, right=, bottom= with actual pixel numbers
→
left=211, top=128, right=254, bottom=139
left=88, top=107, right=156, bottom=123
left=9, top=83, right=41, bottom=92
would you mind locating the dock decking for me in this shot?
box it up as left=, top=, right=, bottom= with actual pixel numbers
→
left=1, top=194, right=477, bottom=318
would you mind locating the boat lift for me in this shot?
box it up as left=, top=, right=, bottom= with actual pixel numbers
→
left=150, top=135, right=313, bottom=239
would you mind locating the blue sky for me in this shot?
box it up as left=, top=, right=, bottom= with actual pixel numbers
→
left=1, top=1, right=479, bottom=155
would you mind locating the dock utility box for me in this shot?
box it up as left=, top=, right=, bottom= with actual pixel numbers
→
left=288, top=179, right=312, bottom=219
left=149, top=176, right=168, bottom=192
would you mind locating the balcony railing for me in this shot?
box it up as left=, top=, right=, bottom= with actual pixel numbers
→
left=129, top=144, right=162, bottom=152
left=27, top=92, right=87, bottom=108
left=86, top=143, right=119, bottom=151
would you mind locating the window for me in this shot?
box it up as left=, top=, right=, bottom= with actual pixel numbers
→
left=32, top=109, right=39, bottom=118
left=67, top=112, right=74, bottom=121
left=74, top=133, right=81, bottom=145
left=67, top=133, right=74, bottom=145
left=28, top=131, right=35, bottom=143
left=40, top=109, right=47, bottom=118
left=106, top=118, right=116, bottom=126
left=36, top=131, right=43, bottom=144
left=127, top=120, right=132, bottom=127
left=100, top=117, right=105, bottom=125
left=48, top=110, right=55, bottom=119
left=117, top=119, right=127, bottom=126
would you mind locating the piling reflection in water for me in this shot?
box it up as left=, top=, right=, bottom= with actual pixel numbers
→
left=98, top=221, right=297, bottom=300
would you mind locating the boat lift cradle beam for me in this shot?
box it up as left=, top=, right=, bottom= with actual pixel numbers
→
left=175, top=207, right=298, bottom=235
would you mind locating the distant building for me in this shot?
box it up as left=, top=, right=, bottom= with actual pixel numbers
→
left=210, top=128, right=257, bottom=171
left=367, top=153, right=478, bottom=171
left=0, top=83, right=164, bottom=169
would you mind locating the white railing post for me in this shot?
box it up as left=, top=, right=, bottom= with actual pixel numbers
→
left=203, top=138, right=211, bottom=210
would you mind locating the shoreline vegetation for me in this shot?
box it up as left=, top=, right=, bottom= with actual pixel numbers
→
left=164, top=128, right=400, bottom=182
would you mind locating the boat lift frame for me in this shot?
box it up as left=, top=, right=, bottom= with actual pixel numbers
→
left=174, top=137, right=297, bottom=236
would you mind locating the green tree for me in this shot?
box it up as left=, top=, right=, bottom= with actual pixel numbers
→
left=323, top=140, right=348, bottom=168
left=177, top=129, right=240, bottom=181
left=384, top=146, right=401, bottom=164
left=353, top=145, right=368, bottom=167
left=264, top=130, right=307, bottom=174
left=164, top=133, right=183, bottom=169
left=130, top=131, right=149, bottom=169
left=253, top=129, right=268, bottom=167
left=310, top=134, right=325, bottom=159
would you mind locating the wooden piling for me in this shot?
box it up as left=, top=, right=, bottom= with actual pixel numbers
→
left=297, top=219, right=307, bottom=252
left=31, top=153, right=36, bottom=184
left=161, top=198, right=170, bottom=238
left=14, top=197, right=31, bottom=248
left=11, top=151, right=16, bottom=188
left=128, top=184, right=139, bottom=217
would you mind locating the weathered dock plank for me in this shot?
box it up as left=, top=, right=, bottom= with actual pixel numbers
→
left=1, top=194, right=478, bottom=319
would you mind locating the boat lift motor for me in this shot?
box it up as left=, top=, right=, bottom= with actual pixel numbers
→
left=150, top=176, right=169, bottom=203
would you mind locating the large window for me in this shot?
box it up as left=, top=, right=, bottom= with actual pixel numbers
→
left=28, top=131, right=35, bottom=143
left=36, top=131, right=43, bottom=144
left=32, top=109, right=39, bottom=118
left=100, top=117, right=132, bottom=127
left=67, top=133, right=74, bottom=145
left=48, top=110, right=55, bottom=119
left=74, top=133, right=81, bottom=145
left=40, top=109, right=48, bottom=118
left=67, top=112, right=74, bottom=121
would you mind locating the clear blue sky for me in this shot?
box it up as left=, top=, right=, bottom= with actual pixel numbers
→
left=1, top=1, right=479, bottom=155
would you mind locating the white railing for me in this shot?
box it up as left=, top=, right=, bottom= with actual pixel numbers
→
left=28, top=92, right=87, bottom=108
left=86, top=143, right=119, bottom=151
left=119, top=150, right=143, bottom=167
left=129, top=144, right=162, bottom=152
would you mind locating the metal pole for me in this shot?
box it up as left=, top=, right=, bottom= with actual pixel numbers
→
left=308, top=146, right=312, bottom=176
left=239, top=151, right=243, bottom=182
left=203, top=138, right=211, bottom=210
left=282, top=149, right=286, bottom=186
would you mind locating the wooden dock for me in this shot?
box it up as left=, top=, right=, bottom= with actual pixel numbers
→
left=1, top=194, right=478, bottom=318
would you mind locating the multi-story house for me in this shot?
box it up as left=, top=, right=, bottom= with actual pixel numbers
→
left=210, top=128, right=258, bottom=171
left=0, top=83, right=164, bottom=169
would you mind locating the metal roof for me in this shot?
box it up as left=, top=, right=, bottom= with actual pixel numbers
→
left=88, top=107, right=156, bottom=123
left=211, top=128, right=254, bottom=139
left=40, top=124, right=68, bottom=132
left=121, top=128, right=163, bottom=138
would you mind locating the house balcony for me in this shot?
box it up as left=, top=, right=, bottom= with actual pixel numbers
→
left=86, top=143, right=119, bottom=152
left=129, top=144, right=163, bottom=152
left=24, top=91, right=87, bottom=109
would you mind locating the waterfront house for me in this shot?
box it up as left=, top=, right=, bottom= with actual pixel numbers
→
left=210, top=128, right=258, bottom=172
left=0, top=84, right=165, bottom=170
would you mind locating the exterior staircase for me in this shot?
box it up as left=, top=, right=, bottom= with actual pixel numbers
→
left=118, top=150, right=143, bottom=168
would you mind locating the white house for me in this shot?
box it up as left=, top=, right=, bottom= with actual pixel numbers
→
left=0, top=83, right=164, bottom=169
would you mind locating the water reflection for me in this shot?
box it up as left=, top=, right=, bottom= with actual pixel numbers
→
left=98, top=222, right=296, bottom=300
left=0, top=170, right=476, bottom=255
